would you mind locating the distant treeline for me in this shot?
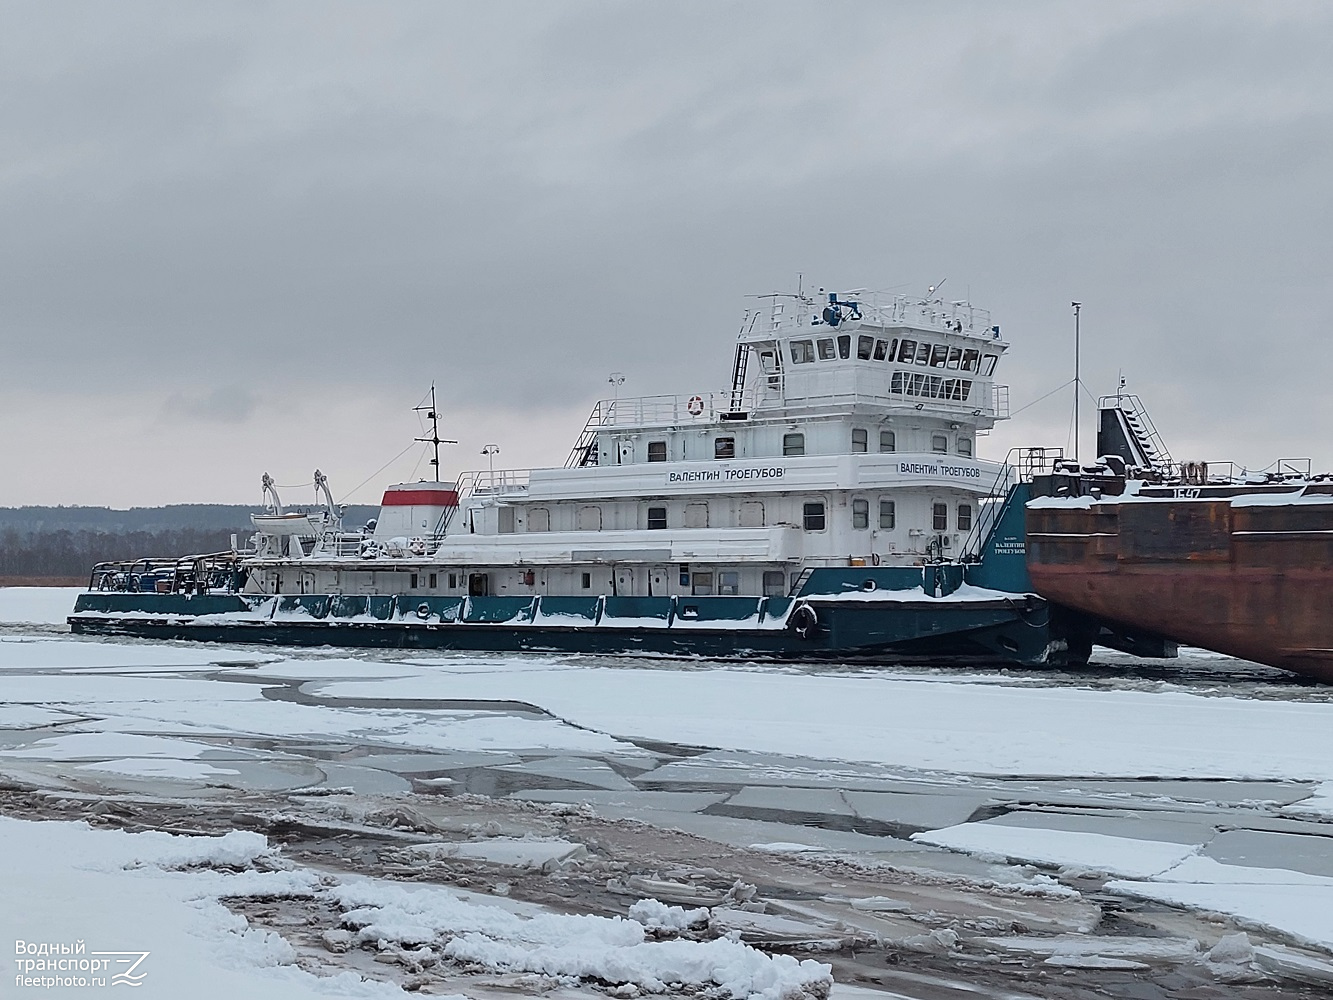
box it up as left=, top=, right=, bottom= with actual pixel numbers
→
left=0, top=504, right=381, bottom=580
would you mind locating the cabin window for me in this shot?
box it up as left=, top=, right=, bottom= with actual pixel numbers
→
left=469, top=573, right=489, bottom=597
left=890, top=372, right=904, bottom=394
left=783, top=432, right=805, bottom=456
left=880, top=429, right=896, bottom=452
left=817, top=338, right=836, bottom=360
left=933, top=503, right=949, bottom=531
left=578, top=505, right=602, bottom=531
left=930, top=344, right=949, bottom=367
left=691, top=572, right=714, bottom=596
left=914, top=342, right=931, bottom=365
left=961, top=349, right=980, bottom=372
left=910, top=373, right=927, bottom=395
left=946, top=346, right=963, bottom=369
left=581, top=572, right=591, bottom=589
left=837, top=335, right=851, bottom=359
left=448, top=572, right=458, bottom=588
left=958, top=504, right=973, bottom=531
left=856, top=336, right=873, bottom=360
left=429, top=573, right=437, bottom=589
left=790, top=340, right=815, bottom=364
left=684, top=502, right=709, bottom=528
left=873, top=339, right=889, bottom=361
left=927, top=375, right=942, bottom=398
left=759, top=350, right=776, bottom=373
left=879, top=499, right=896, bottom=530
left=714, top=437, right=735, bottom=459
left=763, top=571, right=785, bottom=597
left=851, top=428, right=868, bottom=453
left=410, top=573, right=419, bottom=589
left=647, top=440, right=667, bottom=462
left=498, top=507, right=515, bottom=533
left=957, top=438, right=972, bottom=457
left=982, top=354, right=998, bottom=376
left=897, top=339, right=917, bottom=363
left=718, top=571, right=740, bottom=596
left=803, top=502, right=826, bottom=531
left=739, top=501, right=764, bottom=527
left=528, top=507, right=550, bottom=532
left=852, top=499, right=869, bottom=529
left=647, top=506, right=667, bottom=530
left=931, top=433, right=948, bottom=453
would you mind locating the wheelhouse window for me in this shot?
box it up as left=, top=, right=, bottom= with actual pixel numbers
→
left=802, top=502, right=826, bottom=531
left=873, top=339, right=891, bottom=361
left=933, top=503, right=948, bottom=531
left=528, top=507, right=550, bottom=532
left=647, top=506, right=667, bottom=530
left=897, top=339, right=917, bottom=363
left=981, top=354, right=998, bottom=376
left=783, top=432, right=805, bottom=456
left=851, top=428, right=868, bottom=453
left=718, top=571, right=740, bottom=596
left=790, top=340, right=815, bottom=364
left=837, top=335, right=851, bottom=359
left=961, top=349, right=980, bottom=372
left=714, top=437, right=735, bottom=459
left=946, top=346, right=962, bottom=369
left=957, top=438, right=972, bottom=457
left=852, top=499, right=869, bottom=529
left=647, top=440, right=667, bottom=462
left=856, top=336, right=874, bottom=360
left=879, top=499, right=896, bottom=530
left=914, top=342, right=931, bottom=365
left=931, top=433, right=948, bottom=453
left=958, top=504, right=973, bottom=531
left=817, top=338, right=836, bottom=360
left=929, top=344, right=949, bottom=368
left=880, top=429, right=896, bottom=452
left=890, top=372, right=905, bottom=394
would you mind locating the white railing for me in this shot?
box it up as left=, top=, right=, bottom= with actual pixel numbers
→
left=760, top=293, right=997, bottom=339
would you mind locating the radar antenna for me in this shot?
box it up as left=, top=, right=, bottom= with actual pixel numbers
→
left=413, top=384, right=457, bottom=481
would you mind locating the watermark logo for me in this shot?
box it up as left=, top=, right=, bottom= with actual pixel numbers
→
left=14, top=940, right=149, bottom=989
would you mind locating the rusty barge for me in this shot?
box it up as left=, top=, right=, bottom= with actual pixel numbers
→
left=1025, top=394, right=1333, bottom=682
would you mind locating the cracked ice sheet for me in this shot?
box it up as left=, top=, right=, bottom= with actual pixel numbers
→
left=1109, top=856, right=1333, bottom=951
left=0, top=635, right=276, bottom=670
left=911, top=822, right=1200, bottom=879
left=316, top=664, right=1333, bottom=781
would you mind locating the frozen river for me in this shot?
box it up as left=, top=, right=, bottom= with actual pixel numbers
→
left=4, top=587, right=1333, bottom=999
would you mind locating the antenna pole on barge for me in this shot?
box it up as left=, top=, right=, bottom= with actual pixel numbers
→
left=414, top=384, right=457, bottom=481
left=1072, top=301, right=1082, bottom=465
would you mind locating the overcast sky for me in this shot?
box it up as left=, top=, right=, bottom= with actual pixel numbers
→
left=2, top=1, right=1330, bottom=507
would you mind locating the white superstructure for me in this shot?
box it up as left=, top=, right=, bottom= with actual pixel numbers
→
left=247, top=288, right=1014, bottom=600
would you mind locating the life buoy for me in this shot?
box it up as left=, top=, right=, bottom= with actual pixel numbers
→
left=415, top=602, right=432, bottom=619
left=687, top=395, right=704, bottom=416
left=788, top=603, right=819, bottom=641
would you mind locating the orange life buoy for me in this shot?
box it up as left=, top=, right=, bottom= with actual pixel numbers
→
left=687, top=395, right=704, bottom=416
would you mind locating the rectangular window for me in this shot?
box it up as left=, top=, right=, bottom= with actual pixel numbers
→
left=914, top=342, right=931, bottom=365
left=933, top=503, right=949, bottom=531
left=930, top=344, right=949, bottom=367
left=581, top=572, right=592, bottom=589
left=880, top=429, right=896, bottom=452
left=684, top=502, right=709, bottom=528
left=691, top=572, right=714, bottom=596
left=448, top=572, right=457, bottom=589
left=851, top=428, right=868, bottom=453
left=783, top=432, right=805, bottom=456
left=890, top=371, right=904, bottom=394
left=958, top=504, right=973, bottom=531
left=872, top=339, right=889, bottom=361
left=957, top=438, right=972, bottom=457
left=897, top=339, right=917, bottom=363
left=803, top=502, right=826, bottom=531
left=498, top=507, right=516, bottom=533
left=578, top=505, right=602, bottom=531
left=879, top=499, right=896, bottom=530
left=714, top=437, right=735, bottom=459
left=647, top=506, right=667, bottom=530
left=982, top=354, right=998, bottom=376
left=759, top=350, right=776, bottom=373
left=817, top=338, right=836, bottom=360
left=946, top=346, right=962, bottom=370
left=739, top=501, right=764, bottom=527
left=790, top=340, right=815, bottom=364
left=528, top=507, right=550, bottom=531
left=852, top=498, right=869, bottom=529
left=961, top=349, right=980, bottom=372
left=647, top=440, right=667, bottom=462
left=857, top=336, right=874, bottom=360
left=927, top=375, right=942, bottom=398
left=718, top=571, right=740, bottom=596
left=837, top=335, right=851, bottom=359
left=961, top=379, right=973, bottom=400
left=409, top=573, right=418, bottom=589
left=763, top=570, right=786, bottom=597
left=932, top=433, right=948, bottom=453
left=429, top=573, right=437, bottom=589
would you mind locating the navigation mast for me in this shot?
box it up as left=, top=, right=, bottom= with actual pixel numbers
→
left=413, top=384, right=457, bottom=481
